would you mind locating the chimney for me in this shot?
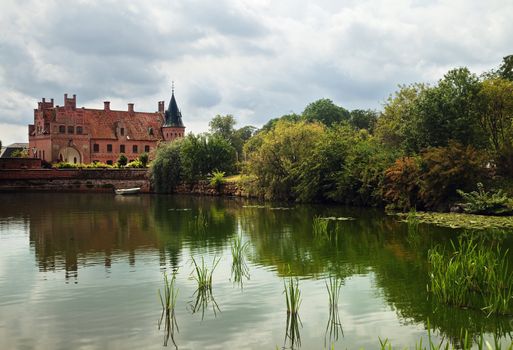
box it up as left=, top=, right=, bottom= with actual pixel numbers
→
left=158, top=101, right=165, bottom=113
left=104, top=101, right=110, bottom=111
left=128, top=103, right=134, bottom=113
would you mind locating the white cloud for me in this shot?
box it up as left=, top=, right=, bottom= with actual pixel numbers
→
left=0, top=0, right=511, bottom=141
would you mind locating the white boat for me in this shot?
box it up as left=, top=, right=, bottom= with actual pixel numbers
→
left=115, top=187, right=141, bottom=195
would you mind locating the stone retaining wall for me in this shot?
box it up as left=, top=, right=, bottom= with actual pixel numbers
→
left=0, top=169, right=150, bottom=193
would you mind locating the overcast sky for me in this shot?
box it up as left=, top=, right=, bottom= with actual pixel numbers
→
left=0, top=0, right=511, bottom=145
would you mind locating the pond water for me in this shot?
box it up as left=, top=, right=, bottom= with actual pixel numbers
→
left=1, top=193, right=512, bottom=349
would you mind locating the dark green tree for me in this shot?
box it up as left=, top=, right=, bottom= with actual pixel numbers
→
left=116, top=153, right=128, bottom=167
left=150, top=140, right=183, bottom=193
left=302, top=98, right=350, bottom=127
left=349, top=109, right=378, bottom=132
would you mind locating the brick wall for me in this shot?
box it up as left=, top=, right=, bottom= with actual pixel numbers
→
left=0, top=158, right=42, bottom=170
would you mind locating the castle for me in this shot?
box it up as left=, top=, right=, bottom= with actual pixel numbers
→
left=28, top=89, right=185, bottom=164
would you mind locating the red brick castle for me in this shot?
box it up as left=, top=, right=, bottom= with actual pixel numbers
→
left=28, top=89, right=185, bottom=164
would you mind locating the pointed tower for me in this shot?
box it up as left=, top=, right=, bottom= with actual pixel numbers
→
left=162, top=83, right=186, bottom=141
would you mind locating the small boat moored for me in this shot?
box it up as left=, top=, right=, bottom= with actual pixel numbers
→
left=114, top=187, right=141, bottom=195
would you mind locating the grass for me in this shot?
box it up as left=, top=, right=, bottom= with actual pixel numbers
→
left=190, top=256, right=220, bottom=291
left=378, top=322, right=513, bottom=350
left=190, top=210, right=209, bottom=235
left=428, top=235, right=513, bottom=316
left=284, top=277, right=302, bottom=315
left=189, top=256, right=221, bottom=319
left=158, top=272, right=179, bottom=348
left=325, top=276, right=344, bottom=345
left=406, top=209, right=421, bottom=247
left=231, top=235, right=250, bottom=286
left=313, top=216, right=330, bottom=240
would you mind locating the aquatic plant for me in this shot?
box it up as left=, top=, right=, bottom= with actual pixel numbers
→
left=312, top=216, right=329, bottom=240
left=457, top=182, right=513, bottom=215
left=398, top=211, right=513, bottom=230
left=284, top=277, right=302, bottom=315
left=158, top=272, right=179, bottom=348
left=189, top=256, right=221, bottom=319
left=428, top=235, right=513, bottom=315
left=283, top=310, right=302, bottom=349
left=325, top=276, right=344, bottom=345
left=190, top=256, right=220, bottom=291
left=190, top=210, right=209, bottom=235
left=209, top=170, right=226, bottom=191
left=406, top=209, right=420, bottom=247
left=231, top=235, right=250, bottom=286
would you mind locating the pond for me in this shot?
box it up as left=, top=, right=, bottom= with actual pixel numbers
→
left=0, top=193, right=512, bottom=349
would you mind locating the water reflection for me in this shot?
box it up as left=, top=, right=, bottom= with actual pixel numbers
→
left=1, top=193, right=513, bottom=347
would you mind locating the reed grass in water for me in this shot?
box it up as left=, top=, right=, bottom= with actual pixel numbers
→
left=284, top=277, right=302, bottom=315
left=231, top=235, right=250, bottom=285
left=325, top=275, right=344, bottom=345
left=158, top=272, right=179, bottom=348
left=190, top=256, right=220, bottom=291
left=428, top=235, right=513, bottom=316
left=312, top=216, right=329, bottom=240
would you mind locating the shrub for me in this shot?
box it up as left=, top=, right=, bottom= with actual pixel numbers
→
left=383, top=157, right=421, bottom=211
left=116, top=154, right=128, bottom=167
left=126, top=159, right=144, bottom=168
left=419, top=141, right=488, bottom=210
left=150, top=140, right=183, bottom=193
left=138, top=152, right=149, bottom=167
left=457, top=183, right=513, bottom=215
left=209, top=170, right=226, bottom=191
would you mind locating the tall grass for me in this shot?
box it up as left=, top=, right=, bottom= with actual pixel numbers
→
left=231, top=235, right=250, bottom=286
left=325, top=276, right=343, bottom=345
left=284, top=277, right=302, bottom=315
left=158, top=272, right=179, bottom=348
left=189, top=256, right=221, bottom=319
left=312, top=216, right=329, bottom=240
left=190, top=210, right=209, bottom=235
left=428, top=235, right=513, bottom=315
left=406, top=209, right=420, bottom=247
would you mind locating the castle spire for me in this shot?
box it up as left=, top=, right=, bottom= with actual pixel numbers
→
left=164, top=83, right=184, bottom=127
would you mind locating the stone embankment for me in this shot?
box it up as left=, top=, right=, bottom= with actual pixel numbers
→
left=0, top=169, right=247, bottom=196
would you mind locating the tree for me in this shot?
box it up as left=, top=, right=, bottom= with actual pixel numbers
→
left=209, top=114, right=236, bottom=140
left=349, top=109, right=378, bottom=132
left=244, top=120, right=325, bottom=200
left=477, top=78, right=513, bottom=155
left=150, top=140, right=183, bottom=193
left=414, top=68, right=485, bottom=150
left=302, top=98, right=350, bottom=127
left=375, top=83, right=427, bottom=151
left=497, top=55, right=513, bottom=81
left=260, top=113, right=301, bottom=132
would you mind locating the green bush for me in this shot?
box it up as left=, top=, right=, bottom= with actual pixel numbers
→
left=138, top=152, right=149, bottom=167
left=126, top=159, right=144, bottom=168
left=116, top=154, right=128, bottom=167
left=457, top=183, right=513, bottom=215
left=209, top=170, right=226, bottom=191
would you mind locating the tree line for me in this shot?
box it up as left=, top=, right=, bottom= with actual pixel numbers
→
left=151, top=56, right=513, bottom=211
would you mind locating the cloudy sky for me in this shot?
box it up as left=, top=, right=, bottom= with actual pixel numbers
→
left=0, top=0, right=511, bottom=145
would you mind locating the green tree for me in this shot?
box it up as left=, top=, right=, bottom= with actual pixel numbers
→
left=414, top=68, right=484, bottom=150
left=260, top=113, right=301, bottom=132
left=375, top=83, right=427, bottom=151
left=209, top=114, right=236, bottom=140
left=150, top=140, right=183, bottom=193
left=497, top=55, right=513, bottom=81
left=477, top=78, right=513, bottom=155
left=302, top=98, right=350, bottom=127
left=244, top=120, right=325, bottom=200
left=349, top=109, right=378, bottom=132
left=138, top=152, right=149, bottom=167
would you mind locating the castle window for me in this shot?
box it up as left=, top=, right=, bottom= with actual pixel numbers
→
left=120, top=145, right=125, bottom=153
left=120, top=128, right=125, bottom=136
left=132, top=145, right=138, bottom=153
left=76, top=126, right=83, bottom=134
left=148, top=127, right=154, bottom=136
left=107, top=144, right=113, bottom=153
left=93, top=144, right=99, bottom=153
left=144, top=145, right=150, bottom=153
left=68, top=126, right=74, bottom=134
left=59, top=125, right=65, bottom=133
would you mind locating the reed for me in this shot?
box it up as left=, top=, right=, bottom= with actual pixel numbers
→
left=283, top=311, right=302, bottom=349
left=312, top=216, right=329, bottom=240
left=158, top=271, right=179, bottom=316
left=190, top=256, right=220, bottom=291
left=158, top=272, right=179, bottom=348
left=406, top=209, right=420, bottom=247
left=284, top=277, right=302, bottom=315
left=190, top=210, right=209, bottom=235
left=428, top=235, right=513, bottom=315
left=325, top=275, right=344, bottom=345
left=231, top=235, right=250, bottom=285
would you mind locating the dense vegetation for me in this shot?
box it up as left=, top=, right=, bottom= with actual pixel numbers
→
left=152, top=56, right=513, bottom=211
